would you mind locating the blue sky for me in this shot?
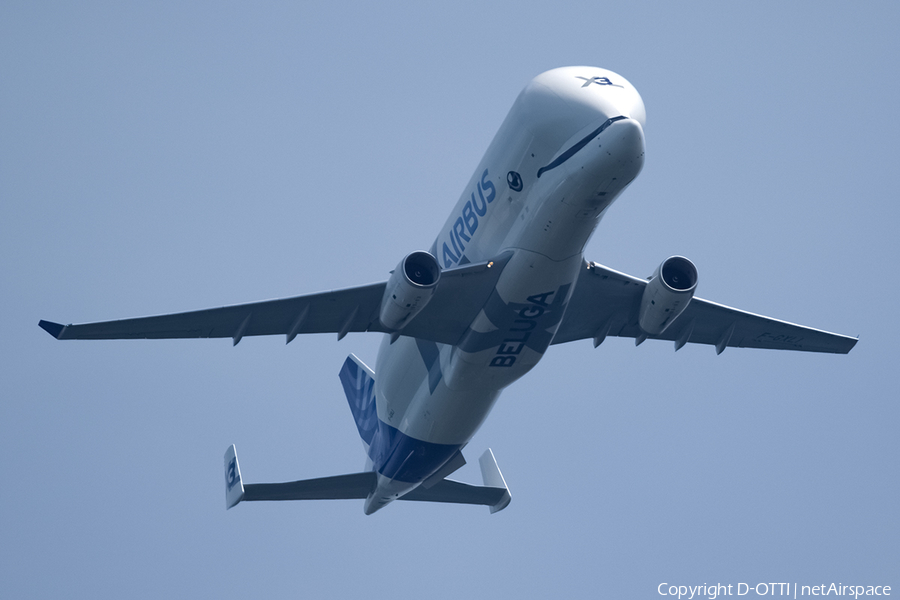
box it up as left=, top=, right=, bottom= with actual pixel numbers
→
left=2, top=2, right=898, bottom=598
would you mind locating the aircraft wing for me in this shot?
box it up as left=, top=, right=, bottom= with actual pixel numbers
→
left=39, top=253, right=512, bottom=346
left=552, top=262, right=858, bottom=354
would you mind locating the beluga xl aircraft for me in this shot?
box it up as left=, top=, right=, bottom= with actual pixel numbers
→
left=39, top=67, right=857, bottom=515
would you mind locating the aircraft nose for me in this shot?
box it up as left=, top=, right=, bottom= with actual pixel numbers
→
left=607, top=117, right=644, bottom=153
left=602, top=117, right=645, bottom=175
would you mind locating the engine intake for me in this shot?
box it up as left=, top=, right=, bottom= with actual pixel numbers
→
left=638, top=256, right=698, bottom=335
left=379, top=251, right=441, bottom=330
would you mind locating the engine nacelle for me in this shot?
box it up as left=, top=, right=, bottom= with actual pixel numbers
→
left=379, top=251, right=441, bottom=330
left=638, top=256, right=698, bottom=335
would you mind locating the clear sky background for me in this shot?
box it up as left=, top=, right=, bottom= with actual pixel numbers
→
left=2, top=2, right=897, bottom=598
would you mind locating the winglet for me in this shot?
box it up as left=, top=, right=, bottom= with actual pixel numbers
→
left=479, top=449, right=511, bottom=514
left=38, top=320, right=67, bottom=339
left=224, top=445, right=245, bottom=509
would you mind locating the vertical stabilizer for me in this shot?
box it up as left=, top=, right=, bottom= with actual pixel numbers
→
left=224, top=445, right=245, bottom=509
left=338, top=354, right=378, bottom=449
left=479, top=449, right=511, bottom=514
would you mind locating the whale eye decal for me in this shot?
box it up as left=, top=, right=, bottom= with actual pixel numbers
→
left=507, top=171, right=523, bottom=192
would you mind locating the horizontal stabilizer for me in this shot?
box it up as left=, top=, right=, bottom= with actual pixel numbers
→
left=400, top=449, right=511, bottom=513
left=223, top=445, right=510, bottom=513
left=400, top=479, right=507, bottom=507
left=243, top=473, right=377, bottom=502
left=421, top=449, right=466, bottom=489
left=225, top=445, right=377, bottom=509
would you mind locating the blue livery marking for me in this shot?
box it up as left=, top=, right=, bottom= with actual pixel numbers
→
left=441, top=169, right=496, bottom=268
left=536, top=116, right=626, bottom=179
left=453, top=284, right=571, bottom=367
left=576, top=75, right=623, bottom=88
left=339, top=357, right=378, bottom=446
left=415, top=339, right=444, bottom=394
left=339, top=355, right=462, bottom=483
left=367, top=423, right=462, bottom=483
left=226, top=458, right=240, bottom=491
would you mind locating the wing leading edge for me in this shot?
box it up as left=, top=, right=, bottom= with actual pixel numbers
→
left=39, top=253, right=512, bottom=347
left=553, top=262, right=857, bottom=354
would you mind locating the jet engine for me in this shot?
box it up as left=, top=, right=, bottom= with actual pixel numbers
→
left=638, top=256, right=698, bottom=335
left=379, top=251, right=441, bottom=330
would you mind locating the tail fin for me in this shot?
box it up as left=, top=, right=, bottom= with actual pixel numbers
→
left=224, top=444, right=245, bottom=509
left=338, top=354, right=378, bottom=448
left=478, top=449, right=512, bottom=513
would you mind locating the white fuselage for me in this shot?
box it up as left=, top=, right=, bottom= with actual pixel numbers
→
left=365, top=66, right=646, bottom=513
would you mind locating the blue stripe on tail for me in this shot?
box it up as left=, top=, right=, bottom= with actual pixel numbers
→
left=338, top=353, right=463, bottom=483
left=338, top=355, right=378, bottom=447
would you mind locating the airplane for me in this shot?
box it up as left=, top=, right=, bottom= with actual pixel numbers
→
left=39, top=66, right=857, bottom=515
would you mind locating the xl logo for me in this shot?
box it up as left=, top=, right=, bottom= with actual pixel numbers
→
left=576, top=75, right=623, bottom=88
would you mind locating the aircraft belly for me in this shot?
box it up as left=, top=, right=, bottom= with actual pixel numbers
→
left=374, top=333, right=499, bottom=446
left=373, top=335, right=424, bottom=429
left=445, top=250, right=582, bottom=389
left=373, top=253, right=586, bottom=451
